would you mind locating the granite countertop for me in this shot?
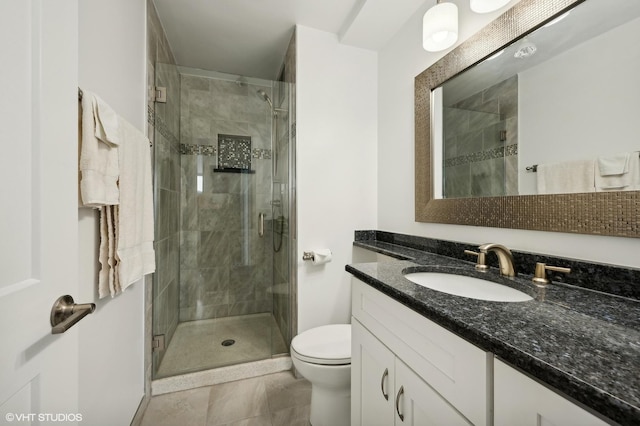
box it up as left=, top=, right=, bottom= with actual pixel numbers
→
left=347, top=241, right=640, bottom=425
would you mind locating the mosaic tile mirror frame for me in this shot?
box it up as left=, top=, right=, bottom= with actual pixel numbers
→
left=414, top=0, right=640, bottom=237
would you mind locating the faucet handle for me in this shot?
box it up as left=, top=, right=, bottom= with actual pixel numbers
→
left=532, top=262, right=571, bottom=286
left=464, top=250, right=489, bottom=272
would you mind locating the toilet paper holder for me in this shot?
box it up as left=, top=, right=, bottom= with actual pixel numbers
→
left=302, top=249, right=331, bottom=265
left=302, top=249, right=332, bottom=264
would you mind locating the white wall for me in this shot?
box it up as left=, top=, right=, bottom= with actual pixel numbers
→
left=518, top=15, right=640, bottom=194
left=78, top=0, right=147, bottom=424
left=377, top=0, right=640, bottom=268
left=296, top=25, right=378, bottom=333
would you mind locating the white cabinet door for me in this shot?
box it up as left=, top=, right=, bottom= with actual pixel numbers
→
left=395, top=359, right=472, bottom=426
left=353, top=319, right=472, bottom=426
left=352, top=278, right=489, bottom=425
left=495, top=360, right=609, bottom=426
left=352, top=319, right=395, bottom=426
left=0, top=0, right=80, bottom=421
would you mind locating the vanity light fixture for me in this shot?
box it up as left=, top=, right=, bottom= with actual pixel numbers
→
left=470, top=0, right=511, bottom=13
left=423, top=0, right=458, bottom=52
left=514, top=39, right=537, bottom=59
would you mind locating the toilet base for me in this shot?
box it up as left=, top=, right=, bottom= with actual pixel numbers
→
left=309, top=383, right=350, bottom=426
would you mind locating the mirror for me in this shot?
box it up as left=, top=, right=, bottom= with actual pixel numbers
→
left=415, top=0, right=640, bottom=237
left=436, top=0, right=640, bottom=199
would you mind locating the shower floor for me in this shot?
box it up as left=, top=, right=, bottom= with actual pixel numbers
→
left=156, top=313, right=288, bottom=379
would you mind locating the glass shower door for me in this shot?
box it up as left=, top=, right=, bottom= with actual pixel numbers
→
left=152, top=67, right=293, bottom=379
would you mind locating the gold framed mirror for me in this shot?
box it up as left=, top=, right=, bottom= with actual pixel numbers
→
left=415, top=0, right=640, bottom=237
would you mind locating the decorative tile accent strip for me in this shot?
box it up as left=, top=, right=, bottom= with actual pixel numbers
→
left=180, top=144, right=217, bottom=156
left=147, top=105, right=155, bottom=126
left=179, top=142, right=272, bottom=160
left=218, top=134, right=252, bottom=170
left=147, top=107, right=179, bottom=146
left=444, top=143, right=518, bottom=167
left=252, top=148, right=272, bottom=159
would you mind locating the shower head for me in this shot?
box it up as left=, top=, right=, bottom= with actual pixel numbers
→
left=257, top=89, right=273, bottom=109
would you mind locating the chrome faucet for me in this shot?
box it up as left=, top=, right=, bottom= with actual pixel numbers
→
left=478, top=243, right=516, bottom=277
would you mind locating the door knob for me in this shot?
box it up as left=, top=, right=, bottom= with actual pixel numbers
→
left=50, top=295, right=96, bottom=334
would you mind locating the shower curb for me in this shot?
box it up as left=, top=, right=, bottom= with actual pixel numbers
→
left=151, top=356, right=292, bottom=395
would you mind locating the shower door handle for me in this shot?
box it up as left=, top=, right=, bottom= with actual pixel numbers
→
left=258, top=212, right=265, bottom=237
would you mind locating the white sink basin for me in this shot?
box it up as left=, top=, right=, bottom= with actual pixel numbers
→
left=404, top=272, right=533, bottom=302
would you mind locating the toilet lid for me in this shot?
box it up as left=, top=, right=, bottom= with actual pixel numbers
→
left=291, top=324, right=351, bottom=365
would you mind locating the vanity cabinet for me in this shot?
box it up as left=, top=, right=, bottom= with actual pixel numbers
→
left=494, top=360, right=609, bottom=426
left=351, top=278, right=490, bottom=426
left=353, top=319, right=471, bottom=425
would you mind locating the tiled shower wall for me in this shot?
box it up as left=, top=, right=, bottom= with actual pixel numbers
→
left=147, top=0, right=181, bottom=380
left=443, top=75, right=518, bottom=198
left=179, top=72, right=274, bottom=322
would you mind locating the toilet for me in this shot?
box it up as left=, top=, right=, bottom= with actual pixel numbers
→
left=290, top=324, right=351, bottom=426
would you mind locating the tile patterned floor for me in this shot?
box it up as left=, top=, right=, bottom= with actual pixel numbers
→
left=141, top=371, right=311, bottom=426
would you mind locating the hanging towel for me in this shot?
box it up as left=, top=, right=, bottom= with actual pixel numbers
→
left=97, top=205, right=121, bottom=298
left=595, top=151, right=640, bottom=191
left=113, top=118, right=156, bottom=293
left=79, top=90, right=121, bottom=207
left=537, top=159, right=595, bottom=194
left=597, top=152, right=630, bottom=176
left=93, top=95, right=122, bottom=146
left=79, top=89, right=155, bottom=298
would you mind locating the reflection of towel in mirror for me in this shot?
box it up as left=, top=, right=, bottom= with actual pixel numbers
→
left=597, top=152, right=630, bottom=176
left=595, top=151, right=640, bottom=191
left=537, top=160, right=595, bottom=194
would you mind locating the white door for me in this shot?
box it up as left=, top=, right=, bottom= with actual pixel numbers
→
left=0, top=0, right=80, bottom=424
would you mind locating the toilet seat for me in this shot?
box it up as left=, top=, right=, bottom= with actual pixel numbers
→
left=291, top=324, right=351, bottom=365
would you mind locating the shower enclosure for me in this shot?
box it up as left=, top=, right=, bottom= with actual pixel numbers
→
left=151, top=63, right=295, bottom=379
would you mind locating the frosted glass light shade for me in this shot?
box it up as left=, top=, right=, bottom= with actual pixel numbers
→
left=470, top=0, right=511, bottom=13
left=422, top=2, right=458, bottom=52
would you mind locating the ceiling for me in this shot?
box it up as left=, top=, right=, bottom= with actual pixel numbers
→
left=152, top=0, right=430, bottom=80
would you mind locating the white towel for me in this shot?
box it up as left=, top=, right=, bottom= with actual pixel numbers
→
left=113, top=118, right=156, bottom=293
left=597, top=152, right=630, bottom=176
left=595, top=151, right=640, bottom=191
left=93, top=95, right=121, bottom=146
left=79, top=90, right=121, bottom=207
left=81, top=90, right=155, bottom=298
left=97, top=205, right=120, bottom=298
left=537, top=160, right=595, bottom=194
